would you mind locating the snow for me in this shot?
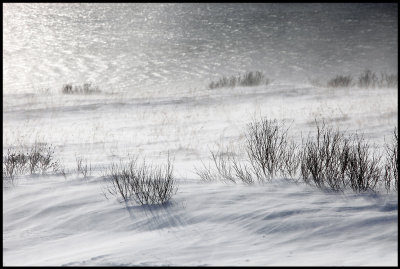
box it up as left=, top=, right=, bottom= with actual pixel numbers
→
left=2, top=83, right=398, bottom=266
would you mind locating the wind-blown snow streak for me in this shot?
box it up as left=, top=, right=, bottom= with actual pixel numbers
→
left=3, top=176, right=397, bottom=266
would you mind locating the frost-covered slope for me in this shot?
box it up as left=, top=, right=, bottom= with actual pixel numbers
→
left=3, top=84, right=398, bottom=266
left=3, top=176, right=397, bottom=266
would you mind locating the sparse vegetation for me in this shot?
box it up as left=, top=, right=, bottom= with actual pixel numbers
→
left=197, top=118, right=300, bottom=184
left=345, top=134, right=382, bottom=192
left=197, top=117, right=397, bottom=194
left=62, top=83, right=101, bottom=94
left=300, top=124, right=384, bottom=192
left=327, top=75, right=353, bottom=88
left=208, top=150, right=237, bottom=183
left=76, top=156, right=92, bottom=179
left=195, top=160, right=217, bottom=183
left=246, top=118, right=296, bottom=181
left=357, top=69, right=398, bottom=89
left=105, top=155, right=177, bottom=205
left=3, top=149, right=25, bottom=182
left=209, top=71, right=270, bottom=89
left=380, top=72, right=398, bottom=88
left=310, top=70, right=398, bottom=89
left=196, top=148, right=256, bottom=185
left=3, top=142, right=60, bottom=182
left=357, top=69, right=379, bottom=88
left=383, top=128, right=398, bottom=192
left=300, top=122, right=351, bottom=191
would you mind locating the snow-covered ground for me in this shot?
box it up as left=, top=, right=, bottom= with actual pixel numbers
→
left=3, top=83, right=398, bottom=266
left=3, top=3, right=398, bottom=266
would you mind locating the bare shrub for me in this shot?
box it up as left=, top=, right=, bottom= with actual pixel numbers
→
left=300, top=121, right=386, bottom=193
left=62, top=84, right=73, bottom=94
left=380, top=72, right=398, bottom=88
left=231, top=157, right=255, bottom=185
left=383, top=128, right=398, bottom=192
left=300, top=121, right=351, bottom=191
left=281, top=140, right=301, bottom=179
left=57, top=165, right=68, bottom=179
left=3, top=143, right=60, bottom=183
left=27, top=149, right=42, bottom=174
left=196, top=119, right=300, bottom=184
left=357, top=69, right=398, bottom=89
left=3, top=149, right=27, bottom=181
left=357, top=70, right=397, bottom=89
left=27, top=143, right=59, bottom=174
left=106, top=160, right=132, bottom=202
left=196, top=148, right=255, bottom=184
left=209, top=76, right=235, bottom=89
left=76, top=156, right=91, bottom=179
left=209, top=71, right=270, bottom=89
left=130, top=159, right=175, bottom=205
left=311, top=70, right=397, bottom=89
left=210, top=150, right=237, bottom=183
left=37, top=145, right=59, bottom=174
left=195, top=117, right=396, bottom=194
left=345, top=134, right=382, bottom=192
left=239, top=71, right=266, bottom=87
left=62, top=83, right=101, bottom=95
left=357, top=69, right=379, bottom=88
left=105, top=155, right=177, bottom=205
left=327, top=75, right=353, bottom=88
left=245, top=118, right=292, bottom=181
left=195, top=160, right=217, bottom=182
